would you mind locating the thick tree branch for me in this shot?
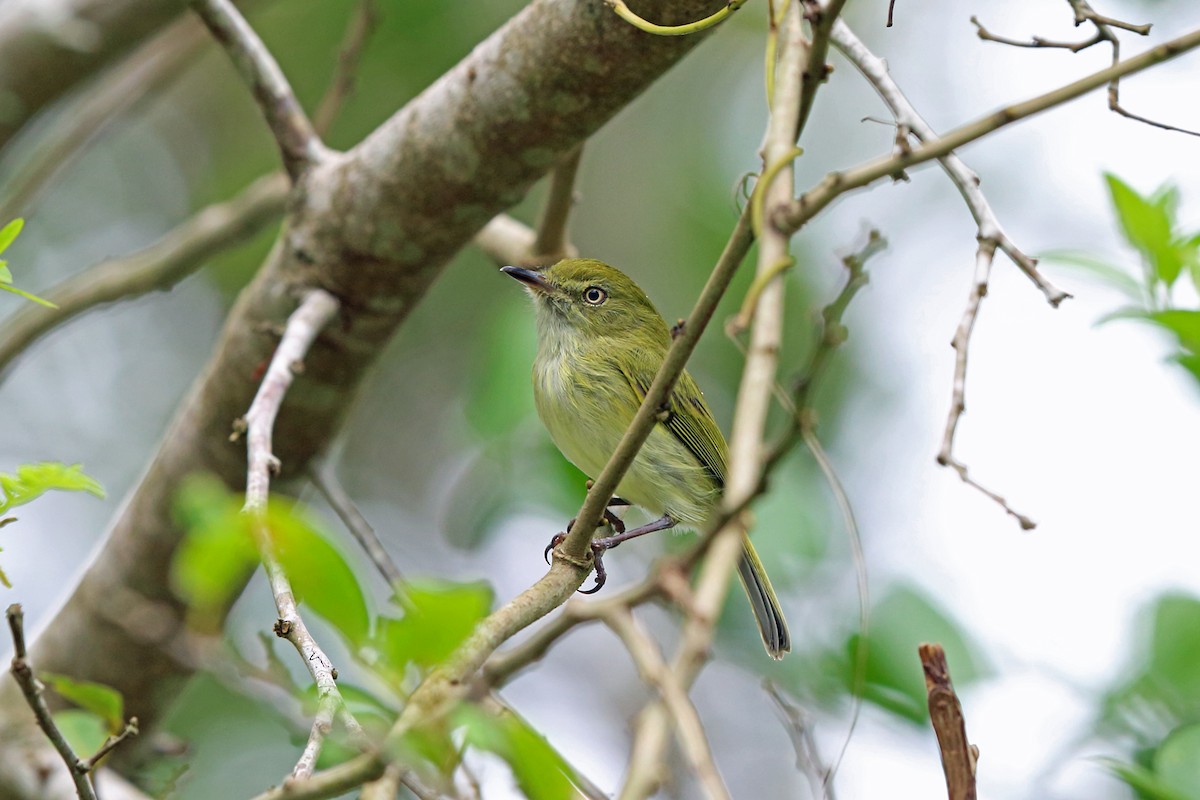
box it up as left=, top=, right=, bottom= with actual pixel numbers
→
left=0, top=172, right=288, bottom=382
left=190, top=0, right=325, bottom=177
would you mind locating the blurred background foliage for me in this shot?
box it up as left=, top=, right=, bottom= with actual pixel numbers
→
left=1, top=0, right=1199, bottom=797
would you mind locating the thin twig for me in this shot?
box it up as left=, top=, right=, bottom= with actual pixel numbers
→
left=532, top=145, right=583, bottom=261
left=973, top=1, right=1197, bottom=137
left=313, top=0, right=382, bottom=137
left=764, top=682, right=835, bottom=800
left=919, top=643, right=978, bottom=800
left=7, top=603, right=98, bottom=800
left=779, top=25, right=1200, bottom=235
left=830, top=21, right=1043, bottom=525
left=85, top=718, right=141, bottom=770
left=604, top=608, right=730, bottom=800
left=191, top=0, right=325, bottom=178
left=473, top=214, right=541, bottom=267
left=238, top=289, right=363, bottom=780
left=0, top=172, right=288, bottom=382
left=937, top=241, right=1036, bottom=529
left=309, top=463, right=405, bottom=591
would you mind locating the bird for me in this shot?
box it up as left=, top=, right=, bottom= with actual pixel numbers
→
left=501, top=257, right=791, bottom=659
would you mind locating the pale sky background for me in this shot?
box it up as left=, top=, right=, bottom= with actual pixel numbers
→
left=1, top=1, right=1199, bottom=798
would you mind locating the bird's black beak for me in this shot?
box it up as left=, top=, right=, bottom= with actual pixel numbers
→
left=501, top=265, right=556, bottom=294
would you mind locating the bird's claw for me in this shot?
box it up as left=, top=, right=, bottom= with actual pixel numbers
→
left=578, top=541, right=609, bottom=594
left=543, top=532, right=566, bottom=565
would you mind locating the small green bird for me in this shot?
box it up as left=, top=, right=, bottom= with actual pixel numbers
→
left=502, top=258, right=791, bottom=659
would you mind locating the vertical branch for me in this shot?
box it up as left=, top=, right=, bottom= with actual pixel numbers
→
left=919, top=644, right=978, bottom=800
left=191, top=0, right=325, bottom=178
left=313, top=0, right=382, bottom=137
left=532, top=145, right=584, bottom=261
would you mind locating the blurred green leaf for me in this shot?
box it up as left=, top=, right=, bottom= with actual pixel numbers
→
left=0, top=283, right=58, bottom=307
left=457, top=705, right=580, bottom=800
left=51, top=709, right=109, bottom=759
left=1144, top=311, right=1200, bottom=353
left=1104, top=759, right=1190, bottom=800
left=172, top=477, right=371, bottom=647
left=0, top=463, right=104, bottom=515
left=847, top=584, right=987, bottom=724
left=41, top=673, right=124, bottom=731
left=1105, top=174, right=1182, bottom=288
left=1155, top=724, right=1200, bottom=797
left=171, top=477, right=258, bottom=629
left=0, top=218, right=22, bottom=254
left=377, top=581, right=493, bottom=672
left=267, top=502, right=371, bottom=648
left=0, top=263, right=10, bottom=283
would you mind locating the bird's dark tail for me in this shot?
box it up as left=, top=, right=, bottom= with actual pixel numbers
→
left=737, top=535, right=791, bottom=660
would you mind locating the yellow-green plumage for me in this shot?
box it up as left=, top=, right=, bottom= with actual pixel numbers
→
left=503, top=258, right=791, bottom=659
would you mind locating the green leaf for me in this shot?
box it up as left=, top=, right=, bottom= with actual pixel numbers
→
left=1155, top=724, right=1200, bottom=797
left=1105, top=174, right=1183, bottom=288
left=41, top=673, right=124, bottom=731
left=0, top=218, right=22, bottom=254
left=1103, top=758, right=1190, bottom=800
left=376, top=581, right=493, bottom=671
left=51, top=710, right=110, bottom=759
left=457, top=705, right=580, bottom=800
left=0, top=263, right=11, bottom=283
left=846, top=584, right=987, bottom=724
left=267, top=502, right=372, bottom=648
left=1144, top=310, right=1200, bottom=353
left=0, top=463, right=104, bottom=515
left=1040, top=250, right=1144, bottom=303
left=171, top=477, right=258, bottom=629
left=171, top=477, right=372, bottom=647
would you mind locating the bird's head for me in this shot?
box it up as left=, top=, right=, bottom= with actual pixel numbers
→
left=501, top=258, right=668, bottom=343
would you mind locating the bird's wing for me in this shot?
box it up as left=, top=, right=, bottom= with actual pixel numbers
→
left=621, top=361, right=728, bottom=488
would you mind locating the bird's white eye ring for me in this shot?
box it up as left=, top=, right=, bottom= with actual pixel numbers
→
left=582, top=286, right=607, bottom=305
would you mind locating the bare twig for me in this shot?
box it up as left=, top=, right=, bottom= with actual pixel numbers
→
left=85, top=718, right=141, bottom=770
left=0, top=172, right=288, bottom=382
left=974, top=1, right=1197, bottom=137
left=779, top=25, right=1200, bottom=235
left=190, top=0, right=325, bottom=177
left=237, top=289, right=363, bottom=780
left=309, top=463, right=404, bottom=591
left=7, top=603, right=98, bottom=800
left=604, top=609, right=730, bottom=800
left=830, top=21, right=1043, bottom=525
left=532, top=145, right=583, bottom=261
left=765, top=683, right=835, bottom=800
left=473, top=214, right=541, bottom=266
left=937, top=242, right=1036, bottom=529
left=919, top=643, right=978, bottom=800
left=313, top=0, right=382, bottom=137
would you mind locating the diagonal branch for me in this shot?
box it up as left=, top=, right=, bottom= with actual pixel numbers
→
left=312, top=0, right=382, bottom=137
left=190, top=0, right=326, bottom=177
left=0, top=172, right=288, bottom=382
left=920, top=643, right=978, bottom=800
left=780, top=25, right=1200, bottom=246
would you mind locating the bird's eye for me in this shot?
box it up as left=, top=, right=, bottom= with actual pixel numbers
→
left=582, top=286, right=607, bottom=305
